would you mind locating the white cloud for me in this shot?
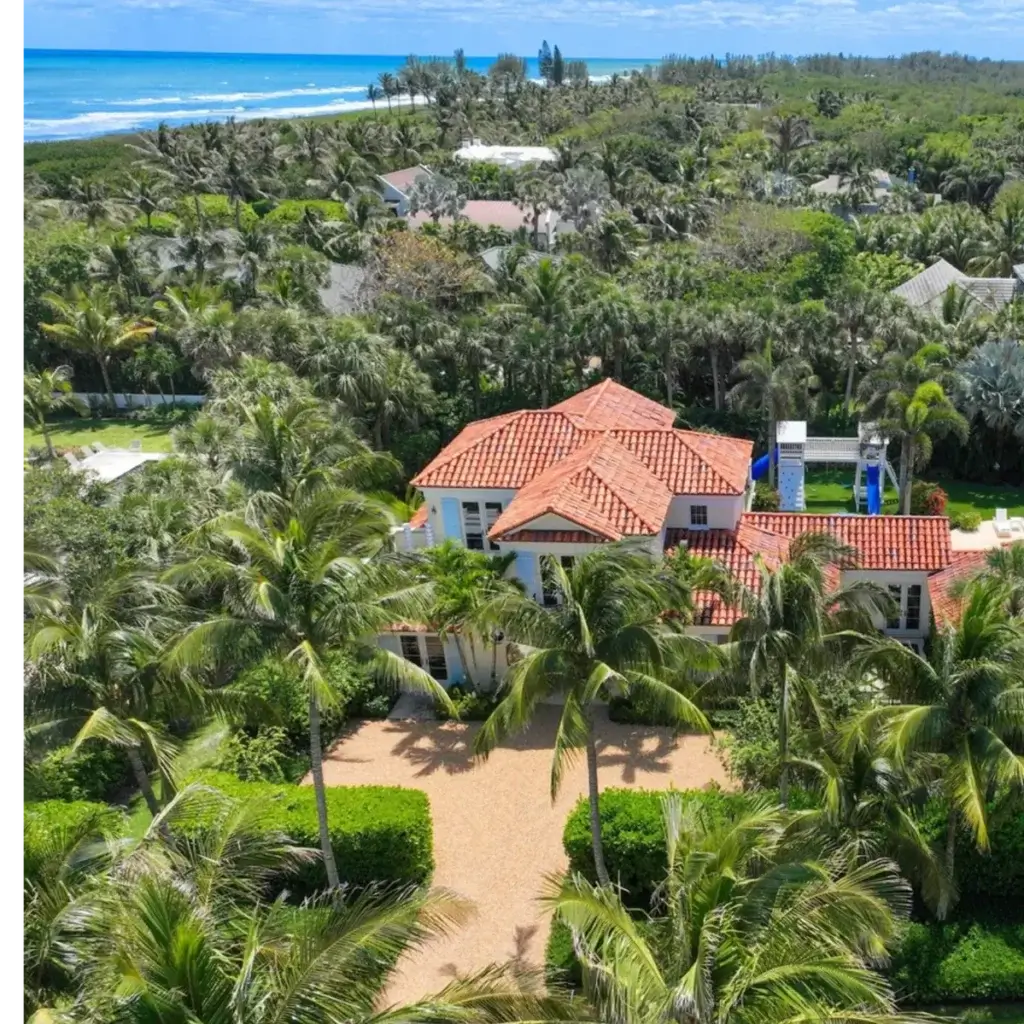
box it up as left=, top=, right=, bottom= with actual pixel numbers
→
left=24, top=0, right=1024, bottom=32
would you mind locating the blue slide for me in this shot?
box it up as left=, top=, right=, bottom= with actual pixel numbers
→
left=866, top=464, right=882, bottom=515
left=751, top=447, right=778, bottom=482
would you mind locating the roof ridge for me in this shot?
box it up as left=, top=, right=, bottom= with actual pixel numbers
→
left=669, top=430, right=748, bottom=493
left=583, top=437, right=670, bottom=533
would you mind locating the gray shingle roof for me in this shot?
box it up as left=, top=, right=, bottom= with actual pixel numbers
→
left=891, top=258, right=967, bottom=308
left=961, top=277, right=1022, bottom=311
left=809, top=168, right=891, bottom=196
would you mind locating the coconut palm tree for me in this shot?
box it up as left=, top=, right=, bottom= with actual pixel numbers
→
left=155, top=281, right=236, bottom=378
left=830, top=280, right=885, bottom=404
left=54, top=177, right=131, bottom=229
left=764, top=113, right=814, bottom=172
left=378, top=71, right=397, bottom=112
left=366, top=82, right=383, bottom=116
left=165, top=486, right=453, bottom=890
left=730, top=533, right=886, bottom=806
left=25, top=567, right=192, bottom=817
left=474, top=544, right=716, bottom=885
left=120, top=169, right=172, bottom=230
left=308, top=147, right=376, bottom=202
left=858, top=342, right=969, bottom=515
left=978, top=541, right=1024, bottom=616
left=422, top=541, right=519, bottom=690
left=24, top=365, right=86, bottom=459
left=969, top=194, right=1024, bottom=276
left=41, top=286, right=155, bottom=411
left=727, top=339, right=815, bottom=489
left=546, top=791, right=932, bottom=1024
left=852, top=579, right=1024, bottom=881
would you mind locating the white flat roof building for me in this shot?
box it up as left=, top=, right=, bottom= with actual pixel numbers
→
left=453, top=140, right=557, bottom=168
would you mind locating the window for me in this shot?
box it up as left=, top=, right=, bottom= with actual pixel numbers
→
left=462, top=501, right=484, bottom=550
left=400, top=635, right=423, bottom=667
left=906, top=585, right=922, bottom=631
left=485, top=502, right=503, bottom=551
left=399, top=634, right=447, bottom=681
left=689, top=505, right=708, bottom=527
left=424, top=635, right=448, bottom=681
left=887, top=585, right=902, bottom=630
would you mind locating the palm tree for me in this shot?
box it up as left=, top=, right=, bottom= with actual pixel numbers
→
left=41, top=286, right=155, bottom=411
left=56, top=177, right=130, bottom=229
left=730, top=533, right=885, bottom=806
left=166, top=486, right=452, bottom=890
left=423, top=541, right=518, bottom=689
left=408, top=173, right=466, bottom=223
left=26, top=567, right=190, bottom=817
left=24, top=365, right=86, bottom=459
left=309, top=147, right=376, bottom=202
left=585, top=211, right=647, bottom=273
left=556, top=165, right=610, bottom=231
left=968, top=194, right=1024, bottom=276
left=378, top=71, right=397, bottom=112
left=579, top=283, right=640, bottom=383
left=978, top=541, right=1024, bottom=616
left=155, top=281, right=236, bottom=378
left=546, top=791, right=931, bottom=1023
left=727, top=339, right=814, bottom=489
left=88, top=230, right=156, bottom=302
left=647, top=299, right=690, bottom=409
left=858, top=342, right=969, bottom=515
left=853, top=579, right=1024, bottom=880
left=366, top=82, right=383, bottom=116
left=474, top=545, right=715, bottom=885
left=120, top=169, right=171, bottom=230
left=764, top=114, right=814, bottom=172
left=830, top=280, right=884, bottom=404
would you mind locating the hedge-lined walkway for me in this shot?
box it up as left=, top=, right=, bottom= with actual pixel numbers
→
left=316, top=704, right=729, bottom=1003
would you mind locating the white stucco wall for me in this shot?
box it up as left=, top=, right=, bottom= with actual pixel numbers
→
left=841, top=569, right=932, bottom=637
left=420, top=487, right=518, bottom=546
left=665, top=494, right=744, bottom=530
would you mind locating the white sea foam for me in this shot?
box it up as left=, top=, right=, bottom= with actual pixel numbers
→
left=24, top=93, right=415, bottom=140
left=112, top=85, right=366, bottom=106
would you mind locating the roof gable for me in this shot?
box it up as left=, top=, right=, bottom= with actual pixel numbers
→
left=551, top=378, right=676, bottom=429
left=928, top=550, right=988, bottom=627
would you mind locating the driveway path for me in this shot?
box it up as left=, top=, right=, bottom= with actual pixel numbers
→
left=316, top=705, right=729, bottom=1002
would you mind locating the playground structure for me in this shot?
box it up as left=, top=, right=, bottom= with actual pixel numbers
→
left=751, top=421, right=897, bottom=514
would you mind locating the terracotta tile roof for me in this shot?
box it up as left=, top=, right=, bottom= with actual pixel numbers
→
left=742, top=513, right=953, bottom=571
left=550, top=379, right=676, bottom=430
left=408, top=200, right=531, bottom=233
left=412, top=381, right=751, bottom=505
left=665, top=523, right=791, bottom=625
left=503, top=529, right=608, bottom=544
left=612, top=429, right=752, bottom=495
left=928, top=550, right=988, bottom=627
left=408, top=505, right=428, bottom=528
left=490, top=435, right=673, bottom=541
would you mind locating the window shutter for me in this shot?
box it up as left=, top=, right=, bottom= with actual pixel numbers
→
left=441, top=498, right=462, bottom=542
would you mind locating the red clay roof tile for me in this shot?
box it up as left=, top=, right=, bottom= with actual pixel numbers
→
left=742, top=513, right=952, bottom=571
left=928, top=550, right=988, bottom=627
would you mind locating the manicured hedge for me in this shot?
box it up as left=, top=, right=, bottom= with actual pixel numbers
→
left=192, top=772, right=433, bottom=895
left=563, top=787, right=749, bottom=906
left=891, top=921, right=1024, bottom=1003
left=264, top=199, right=349, bottom=224
left=24, top=800, right=125, bottom=883
left=25, top=743, right=133, bottom=803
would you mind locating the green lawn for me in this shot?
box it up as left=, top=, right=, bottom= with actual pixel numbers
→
left=24, top=416, right=183, bottom=455
left=803, top=469, right=1024, bottom=518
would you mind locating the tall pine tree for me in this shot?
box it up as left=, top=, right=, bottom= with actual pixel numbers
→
left=552, top=45, right=565, bottom=86
left=538, top=40, right=553, bottom=83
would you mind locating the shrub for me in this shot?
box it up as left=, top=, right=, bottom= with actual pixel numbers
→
left=545, top=918, right=583, bottom=989
left=751, top=481, right=781, bottom=512
left=435, top=685, right=499, bottom=722
left=24, top=800, right=125, bottom=884
left=721, top=697, right=781, bottom=789
left=891, top=921, right=1024, bottom=1003
left=910, top=480, right=948, bottom=515
left=176, top=194, right=258, bottom=230
left=563, top=787, right=747, bottom=906
left=25, top=742, right=133, bottom=803
left=214, top=726, right=294, bottom=782
left=264, top=199, right=349, bottom=225
left=950, top=509, right=982, bottom=531
left=189, top=772, right=433, bottom=895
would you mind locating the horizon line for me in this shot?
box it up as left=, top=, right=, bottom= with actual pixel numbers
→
left=25, top=45, right=1022, bottom=64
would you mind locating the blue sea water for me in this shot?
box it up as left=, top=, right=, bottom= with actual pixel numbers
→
left=24, top=49, right=654, bottom=142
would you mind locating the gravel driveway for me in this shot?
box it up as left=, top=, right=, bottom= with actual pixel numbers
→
left=315, top=704, right=730, bottom=1003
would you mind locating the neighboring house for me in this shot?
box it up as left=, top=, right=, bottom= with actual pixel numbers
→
left=407, top=200, right=560, bottom=249
left=809, top=168, right=892, bottom=214
left=382, top=380, right=958, bottom=685
left=453, top=139, right=557, bottom=168
left=892, top=258, right=1024, bottom=315
left=376, top=165, right=433, bottom=215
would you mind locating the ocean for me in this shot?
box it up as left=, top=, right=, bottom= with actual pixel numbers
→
left=24, top=49, right=654, bottom=142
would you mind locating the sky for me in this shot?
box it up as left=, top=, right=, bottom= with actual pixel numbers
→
left=22, top=0, right=1024, bottom=61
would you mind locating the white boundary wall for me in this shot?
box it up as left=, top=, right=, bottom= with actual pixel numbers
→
left=72, top=393, right=206, bottom=410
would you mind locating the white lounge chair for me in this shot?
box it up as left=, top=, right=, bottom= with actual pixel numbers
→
left=63, top=452, right=80, bottom=470
left=92, top=442, right=107, bottom=452
left=993, top=509, right=1023, bottom=538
